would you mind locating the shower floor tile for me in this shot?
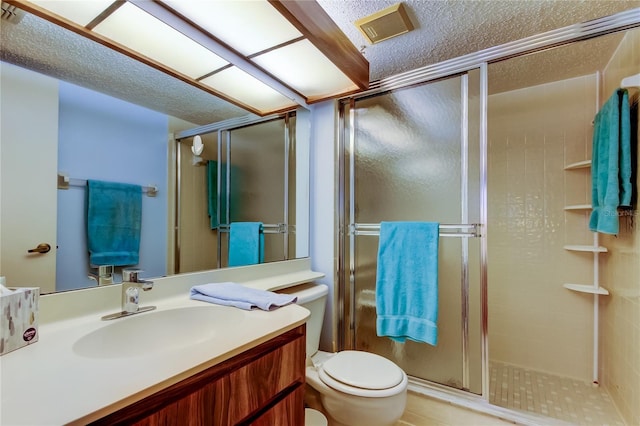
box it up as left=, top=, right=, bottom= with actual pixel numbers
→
left=489, top=361, right=625, bottom=425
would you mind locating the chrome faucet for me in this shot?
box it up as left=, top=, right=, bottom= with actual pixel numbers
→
left=88, top=265, right=115, bottom=286
left=101, top=269, right=156, bottom=320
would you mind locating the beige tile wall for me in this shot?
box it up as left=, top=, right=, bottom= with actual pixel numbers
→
left=600, top=28, right=640, bottom=426
left=488, top=74, right=598, bottom=382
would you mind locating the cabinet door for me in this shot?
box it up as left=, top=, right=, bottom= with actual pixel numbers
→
left=226, top=334, right=305, bottom=422
left=249, top=386, right=305, bottom=426
left=131, top=379, right=228, bottom=426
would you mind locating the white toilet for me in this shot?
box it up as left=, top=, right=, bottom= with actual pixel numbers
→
left=279, top=283, right=408, bottom=426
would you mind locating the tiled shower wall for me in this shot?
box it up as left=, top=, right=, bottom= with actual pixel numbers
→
left=488, top=74, right=598, bottom=382
left=600, top=28, right=640, bottom=426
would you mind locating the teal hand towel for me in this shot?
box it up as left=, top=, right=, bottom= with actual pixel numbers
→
left=208, top=161, right=241, bottom=229
left=228, top=222, right=264, bottom=267
left=190, top=282, right=296, bottom=311
left=207, top=161, right=218, bottom=229
left=376, top=221, right=439, bottom=345
left=589, top=88, right=631, bottom=235
left=86, top=180, right=142, bottom=266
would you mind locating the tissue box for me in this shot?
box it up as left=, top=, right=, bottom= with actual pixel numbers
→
left=1, top=287, right=39, bottom=356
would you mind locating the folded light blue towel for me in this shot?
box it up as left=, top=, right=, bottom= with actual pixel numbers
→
left=86, top=180, right=142, bottom=266
left=376, top=221, right=439, bottom=345
left=228, top=222, right=264, bottom=267
left=190, top=282, right=297, bottom=311
left=589, top=88, right=631, bottom=235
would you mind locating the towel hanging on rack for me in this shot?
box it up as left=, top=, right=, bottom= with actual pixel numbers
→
left=86, top=180, right=142, bottom=266
left=589, top=89, right=631, bottom=235
left=375, top=221, right=440, bottom=346
left=228, top=222, right=264, bottom=267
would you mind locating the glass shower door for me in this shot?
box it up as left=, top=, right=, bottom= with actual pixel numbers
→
left=342, top=71, right=483, bottom=394
left=218, top=116, right=295, bottom=266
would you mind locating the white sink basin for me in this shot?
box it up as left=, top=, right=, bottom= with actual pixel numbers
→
left=73, top=306, right=244, bottom=359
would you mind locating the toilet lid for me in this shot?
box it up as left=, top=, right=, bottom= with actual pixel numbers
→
left=321, top=351, right=404, bottom=390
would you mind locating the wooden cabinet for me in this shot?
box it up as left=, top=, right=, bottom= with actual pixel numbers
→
left=90, top=325, right=306, bottom=426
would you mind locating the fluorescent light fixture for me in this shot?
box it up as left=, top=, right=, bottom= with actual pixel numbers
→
left=13, top=0, right=369, bottom=116
left=165, top=0, right=302, bottom=56
left=29, top=0, right=112, bottom=26
left=201, top=66, right=296, bottom=112
left=253, top=39, right=359, bottom=100
left=93, top=2, right=228, bottom=79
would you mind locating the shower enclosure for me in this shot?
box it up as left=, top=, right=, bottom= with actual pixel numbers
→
left=337, top=9, right=639, bottom=425
left=339, top=69, right=486, bottom=395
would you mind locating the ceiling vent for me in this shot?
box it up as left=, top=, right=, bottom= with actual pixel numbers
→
left=1, top=2, right=24, bottom=24
left=354, top=3, right=413, bottom=44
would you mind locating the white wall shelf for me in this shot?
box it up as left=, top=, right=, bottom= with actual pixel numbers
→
left=564, top=244, right=608, bottom=253
left=563, top=109, right=603, bottom=385
left=563, top=283, right=610, bottom=295
left=564, top=204, right=592, bottom=211
left=564, top=160, right=592, bottom=170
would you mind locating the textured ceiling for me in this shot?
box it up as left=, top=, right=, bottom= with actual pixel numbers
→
left=1, top=1, right=639, bottom=126
left=318, top=0, right=639, bottom=82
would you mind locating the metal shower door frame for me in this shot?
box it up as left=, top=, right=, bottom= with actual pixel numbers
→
left=337, top=65, right=488, bottom=396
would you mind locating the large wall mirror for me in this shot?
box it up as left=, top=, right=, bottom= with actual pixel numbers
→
left=0, top=7, right=310, bottom=294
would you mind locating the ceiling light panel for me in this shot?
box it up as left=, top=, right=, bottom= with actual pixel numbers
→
left=92, top=2, right=228, bottom=79
left=164, top=0, right=302, bottom=56
left=29, top=0, right=113, bottom=26
left=200, top=66, right=296, bottom=113
left=253, top=39, right=359, bottom=99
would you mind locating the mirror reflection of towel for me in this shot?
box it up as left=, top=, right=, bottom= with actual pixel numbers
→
left=207, top=161, right=241, bottom=229
left=86, top=180, right=142, bottom=266
left=228, top=222, right=264, bottom=267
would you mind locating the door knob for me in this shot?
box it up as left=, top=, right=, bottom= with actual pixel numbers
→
left=27, top=243, right=51, bottom=254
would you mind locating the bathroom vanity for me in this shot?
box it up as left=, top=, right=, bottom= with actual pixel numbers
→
left=93, top=325, right=306, bottom=425
left=0, top=260, right=322, bottom=425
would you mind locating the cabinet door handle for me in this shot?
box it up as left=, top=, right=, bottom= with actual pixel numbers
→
left=27, top=243, right=51, bottom=254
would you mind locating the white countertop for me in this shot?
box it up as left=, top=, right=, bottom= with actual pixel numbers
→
left=0, top=260, right=322, bottom=426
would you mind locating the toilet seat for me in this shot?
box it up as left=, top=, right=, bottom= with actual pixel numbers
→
left=318, top=351, right=407, bottom=398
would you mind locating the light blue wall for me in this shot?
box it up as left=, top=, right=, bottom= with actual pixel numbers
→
left=56, top=81, right=168, bottom=291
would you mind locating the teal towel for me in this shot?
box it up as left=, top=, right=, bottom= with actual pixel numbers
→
left=86, top=180, right=142, bottom=266
left=228, top=222, right=264, bottom=267
left=376, top=221, right=439, bottom=345
left=208, top=161, right=241, bottom=229
left=190, top=282, right=296, bottom=311
left=589, top=89, right=631, bottom=235
left=207, top=161, right=218, bottom=229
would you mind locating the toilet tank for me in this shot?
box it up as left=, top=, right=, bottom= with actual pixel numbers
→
left=277, top=283, right=328, bottom=357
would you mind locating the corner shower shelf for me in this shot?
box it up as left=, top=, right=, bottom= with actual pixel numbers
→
left=564, top=204, right=592, bottom=211
left=564, top=160, right=592, bottom=170
left=564, top=245, right=608, bottom=253
left=563, top=283, right=610, bottom=295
